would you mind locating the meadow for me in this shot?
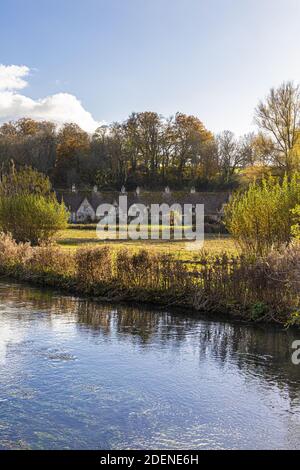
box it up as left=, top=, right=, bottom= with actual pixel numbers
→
left=56, top=225, right=238, bottom=260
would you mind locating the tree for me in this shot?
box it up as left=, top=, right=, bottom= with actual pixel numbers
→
left=224, top=174, right=300, bottom=257
left=0, top=112, right=218, bottom=190
left=125, top=112, right=162, bottom=178
left=0, top=119, right=57, bottom=177
left=92, top=112, right=216, bottom=190
left=250, top=132, right=277, bottom=166
left=217, top=131, right=251, bottom=183
left=172, top=113, right=213, bottom=179
left=0, top=166, right=68, bottom=244
left=290, top=130, right=300, bottom=171
left=0, top=164, right=52, bottom=197
left=106, top=122, right=129, bottom=188
left=254, top=82, right=300, bottom=173
left=55, top=123, right=90, bottom=188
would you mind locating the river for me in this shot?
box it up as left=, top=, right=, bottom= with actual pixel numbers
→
left=0, top=281, right=299, bottom=450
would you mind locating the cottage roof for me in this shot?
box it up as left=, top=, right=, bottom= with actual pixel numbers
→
left=56, top=190, right=230, bottom=215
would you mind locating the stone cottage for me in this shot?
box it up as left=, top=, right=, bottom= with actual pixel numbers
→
left=57, top=187, right=230, bottom=224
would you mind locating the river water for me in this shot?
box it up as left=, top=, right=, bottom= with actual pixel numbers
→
left=0, top=281, right=299, bottom=450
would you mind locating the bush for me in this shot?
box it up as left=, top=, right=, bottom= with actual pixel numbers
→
left=27, top=243, right=75, bottom=277
left=292, top=205, right=300, bottom=240
left=0, top=232, right=32, bottom=270
left=115, top=249, right=153, bottom=288
left=0, top=166, right=68, bottom=244
left=224, top=174, right=300, bottom=257
left=0, top=194, right=68, bottom=245
left=75, top=246, right=113, bottom=290
left=264, top=242, right=300, bottom=294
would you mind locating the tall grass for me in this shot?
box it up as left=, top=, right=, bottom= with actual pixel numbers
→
left=0, top=232, right=298, bottom=323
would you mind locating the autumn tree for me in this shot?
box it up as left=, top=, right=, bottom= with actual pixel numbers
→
left=0, top=113, right=225, bottom=190
left=172, top=113, right=213, bottom=172
left=92, top=112, right=217, bottom=189
left=55, top=123, right=90, bottom=187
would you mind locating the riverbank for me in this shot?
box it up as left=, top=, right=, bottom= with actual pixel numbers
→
left=0, top=233, right=299, bottom=325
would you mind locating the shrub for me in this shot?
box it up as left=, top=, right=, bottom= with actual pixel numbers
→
left=0, top=232, right=298, bottom=324
left=0, top=232, right=32, bottom=270
left=285, top=310, right=300, bottom=327
left=27, top=243, right=75, bottom=277
left=264, top=242, right=300, bottom=293
left=224, top=174, right=300, bottom=257
left=0, top=194, right=68, bottom=245
left=250, top=302, right=268, bottom=320
left=291, top=205, right=300, bottom=240
left=0, top=166, right=68, bottom=245
left=115, top=249, right=153, bottom=288
left=75, top=246, right=113, bottom=290
left=156, top=253, right=191, bottom=292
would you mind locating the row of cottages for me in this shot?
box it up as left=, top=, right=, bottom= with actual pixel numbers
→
left=56, top=186, right=230, bottom=223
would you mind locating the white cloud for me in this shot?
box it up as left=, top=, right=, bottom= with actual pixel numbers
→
left=0, top=64, right=29, bottom=91
left=0, top=64, right=101, bottom=133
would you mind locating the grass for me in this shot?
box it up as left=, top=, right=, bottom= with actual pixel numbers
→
left=56, top=226, right=239, bottom=260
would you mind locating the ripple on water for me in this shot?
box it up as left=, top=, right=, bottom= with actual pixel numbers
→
left=0, top=281, right=299, bottom=449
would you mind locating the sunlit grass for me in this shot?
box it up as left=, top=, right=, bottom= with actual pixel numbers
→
left=56, top=227, right=238, bottom=260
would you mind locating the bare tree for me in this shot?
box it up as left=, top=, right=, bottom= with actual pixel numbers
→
left=217, top=131, right=249, bottom=183
left=254, top=81, right=300, bottom=172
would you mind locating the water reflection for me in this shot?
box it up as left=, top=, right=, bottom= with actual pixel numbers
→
left=0, top=281, right=299, bottom=449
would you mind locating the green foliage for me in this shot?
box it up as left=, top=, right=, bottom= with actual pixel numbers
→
left=285, top=310, right=300, bottom=328
left=0, top=194, right=68, bottom=245
left=0, top=166, right=68, bottom=244
left=250, top=302, right=267, bottom=320
left=224, top=174, right=300, bottom=257
left=291, top=205, right=300, bottom=240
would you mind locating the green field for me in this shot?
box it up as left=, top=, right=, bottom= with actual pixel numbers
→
left=56, top=226, right=238, bottom=260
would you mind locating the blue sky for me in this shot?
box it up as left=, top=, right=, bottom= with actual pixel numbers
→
left=0, top=0, right=299, bottom=134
